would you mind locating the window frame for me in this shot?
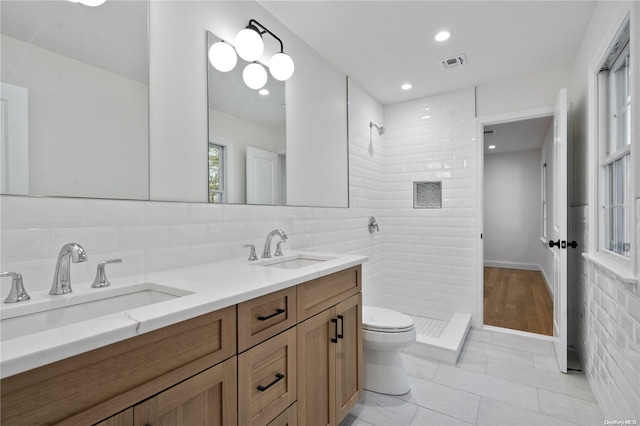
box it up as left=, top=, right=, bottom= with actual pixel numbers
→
left=208, top=142, right=226, bottom=203
left=589, top=15, right=637, bottom=281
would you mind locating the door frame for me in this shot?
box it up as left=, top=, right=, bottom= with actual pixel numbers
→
left=475, top=105, right=555, bottom=334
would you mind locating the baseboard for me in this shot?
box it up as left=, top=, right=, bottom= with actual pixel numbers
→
left=483, top=260, right=541, bottom=271
left=539, top=266, right=553, bottom=296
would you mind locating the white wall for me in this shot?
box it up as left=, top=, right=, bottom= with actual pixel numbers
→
left=569, top=1, right=640, bottom=420
left=0, top=35, right=148, bottom=200
left=476, top=66, right=571, bottom=118
left=483, top=149, right=543, bottom=270
left=149, top=1, right=348, bottom=207
left=382, top=88, right=478, bottom=322
left=208, top=108, right=285, bottom=204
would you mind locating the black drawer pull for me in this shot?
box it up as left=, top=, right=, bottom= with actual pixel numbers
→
left=331, top=318, right=338, bottom=343
left=337, top=315, right=344, bottom=339
left=257, top=373, right=285, bottom=391
left=257, top=308, right=285, bottom=321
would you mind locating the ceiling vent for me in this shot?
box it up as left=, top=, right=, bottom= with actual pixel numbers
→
left=440, top=54, right=467, bottom=70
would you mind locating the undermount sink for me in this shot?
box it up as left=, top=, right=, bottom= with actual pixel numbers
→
left=0, top=283, right=192, bottom=342
left=258, top=253, right=335, bottom=270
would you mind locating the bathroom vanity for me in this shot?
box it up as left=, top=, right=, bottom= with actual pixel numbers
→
left=0, top=252, right=366, bottom=426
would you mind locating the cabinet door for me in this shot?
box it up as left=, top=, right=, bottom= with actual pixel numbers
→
left=134, top=357, right=237, bottom=426
left=335, top=293, right=362, bottom=423
left=297, top=308, right=336, bottom=426
left=94, top=408, right=133, bottom=426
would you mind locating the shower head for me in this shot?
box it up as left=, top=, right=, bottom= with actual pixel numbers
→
left=370, top=122, right=385, bottom=136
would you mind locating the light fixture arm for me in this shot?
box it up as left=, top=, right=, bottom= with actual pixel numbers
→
left=248, top=19, right=285, bottom=53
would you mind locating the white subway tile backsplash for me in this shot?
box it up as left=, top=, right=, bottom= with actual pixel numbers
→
left=144, top=201, right=190, bottom=225
left=86, top=199, right=145, bottom=226
left=1, top=229, right=50, bottom=262
left=118, top=226, right=169, bottom=251
left=3, top=196, right=86, bottom=229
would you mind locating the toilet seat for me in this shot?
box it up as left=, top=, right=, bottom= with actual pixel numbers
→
left=363, top=306, right=414, bottom=333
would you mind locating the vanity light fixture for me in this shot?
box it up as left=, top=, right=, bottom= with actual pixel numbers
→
left=243, top=62, right=268, bottom=90
left=208, top=41, right=238, bottom=72
left=210, top=19, right=295, bottom=90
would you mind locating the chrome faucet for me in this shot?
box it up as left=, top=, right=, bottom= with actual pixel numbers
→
left=261, top=229, right=288, bottom=258
left=50, top=243, right=88, bottom=295
left=1, top=272, right=30, bottom=303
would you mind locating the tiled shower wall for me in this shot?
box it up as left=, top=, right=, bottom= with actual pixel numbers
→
left=381, top=88, right=478, bottom=322
left=572, top=201, right=640, bottom=420
left=0, top=80, right=387, bottom=303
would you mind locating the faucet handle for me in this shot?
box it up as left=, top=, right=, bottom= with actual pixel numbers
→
left=244, top=244, right=258, bottom=261
left=274, top=240, right=286, bottom=257
left=91, top=259, right=122, bottom=288
left=1, top=272, right=30, bottom=303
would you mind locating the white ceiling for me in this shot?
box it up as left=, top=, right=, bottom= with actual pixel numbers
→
left=484, top=116, right=553, bottom=155
left=259, top=1, right=597, bottom=105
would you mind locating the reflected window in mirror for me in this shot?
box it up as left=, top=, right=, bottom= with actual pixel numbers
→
left=208, top=143, right=226, bottom=203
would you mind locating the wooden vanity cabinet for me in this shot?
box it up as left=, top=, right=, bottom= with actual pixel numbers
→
left=0, top=264, right=362, bottom=426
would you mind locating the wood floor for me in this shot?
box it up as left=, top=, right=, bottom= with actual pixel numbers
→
left=483, top=267, right=553, bottom=336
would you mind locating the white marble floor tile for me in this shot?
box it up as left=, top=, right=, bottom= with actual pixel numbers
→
left=455, top=349, right=488, bottom=374
left=538, top=389, right=605, bottom=426
left=433, top=364, right=540, bottom=411
left=398, top=376, right=480, bottom=424
left=467, top=327, right=493, bottom=343
left=464, top=339, right=535, bottom=368
left=476, top=398, right=579, bottom=426
left=349, top=390, right=419, bottom=426
left=490, top=332, right=556, bottom=355
left=409, top=406, right=475, bottom=426
left=339, top=414, right=375, bottom=426
left=401, top=354, right=440, bottom=381
left=485, top=359, right=597, bottom=402
left=534, top=352, right=562, bottom=372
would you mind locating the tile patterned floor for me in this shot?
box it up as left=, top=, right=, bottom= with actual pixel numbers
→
left=340, top=328, right=604, bottom=426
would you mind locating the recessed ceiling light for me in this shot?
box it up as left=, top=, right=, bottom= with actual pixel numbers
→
left=435, top=30, right=452, bottom=42
left=488, top=145, right=496, bottom=150
left=401, top=83, right=412, bottom=90
left=259, top=89, right=269, bottom=96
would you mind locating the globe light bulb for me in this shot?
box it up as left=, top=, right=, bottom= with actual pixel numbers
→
left=269, top=52, right=295, bottom=81
left=235, top=27, right=264, bottom=62
left=243, top=63, right=268, bottom=90
left=208, top=41, right=237, bottom=72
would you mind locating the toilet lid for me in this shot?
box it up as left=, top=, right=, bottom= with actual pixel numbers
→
left=362, top=306, right=414, bottom=333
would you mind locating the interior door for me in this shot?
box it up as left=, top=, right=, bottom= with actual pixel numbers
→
left=0, top=82, right=29, bottom=194
left=246, top=146, right=279, bottom=205
left=549, top=88, right=568, bottom=373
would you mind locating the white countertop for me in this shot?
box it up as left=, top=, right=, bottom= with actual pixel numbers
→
left=0, top=251, right=367, bottom=379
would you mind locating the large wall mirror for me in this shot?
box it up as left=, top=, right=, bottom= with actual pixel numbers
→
left=207, top=31, right=287, bottom=205
left=0, top=0, right=149, bottom=200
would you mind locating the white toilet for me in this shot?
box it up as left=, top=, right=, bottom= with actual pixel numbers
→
left=362, top=306, right=417, bottom=395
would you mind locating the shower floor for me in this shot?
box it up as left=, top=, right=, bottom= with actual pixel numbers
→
left=402, top=312, right=471, bottom=365
left=408, top=315, right=448, bottom=338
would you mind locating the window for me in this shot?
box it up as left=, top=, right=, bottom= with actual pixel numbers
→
left=598, top=25, right=631, bottom=259
left=208, top=143, right=225, bottom=203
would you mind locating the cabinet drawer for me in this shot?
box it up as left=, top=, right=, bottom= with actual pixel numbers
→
left=297, top=265, right=361, bottom=321
left=238, top=287, right=297, bottom=352
left=239, top=327, right=297, bottom=426
left=268, top=402, right=298, bottom=426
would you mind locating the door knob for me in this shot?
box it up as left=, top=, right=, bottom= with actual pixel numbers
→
left=549, top=239, right=561, bottom=248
